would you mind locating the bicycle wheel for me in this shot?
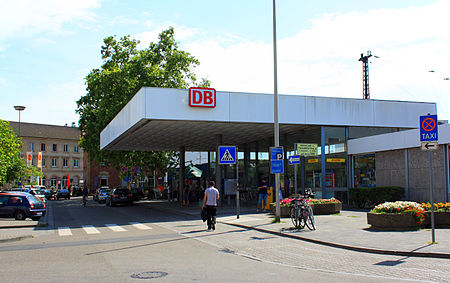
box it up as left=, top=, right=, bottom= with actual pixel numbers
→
left=290, top=207, right=298, bottom=227
left=290, top=207, right=305, bottom=228
left=304, top=205, right=316, bottom=231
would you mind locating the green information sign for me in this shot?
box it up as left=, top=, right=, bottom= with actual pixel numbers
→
left=296, top=143, right=318, bottom=157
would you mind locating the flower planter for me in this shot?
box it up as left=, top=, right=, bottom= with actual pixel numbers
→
left=269, top=204, right=291, bottom=217
left=367, top=212, right=421, bottom=230
left=311, top=202, right=342, bottom=215
left=423, top=211, right=450, bottom=228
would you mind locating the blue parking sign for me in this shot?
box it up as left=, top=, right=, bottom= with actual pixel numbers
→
left=270, top=147, right=284, bottom=174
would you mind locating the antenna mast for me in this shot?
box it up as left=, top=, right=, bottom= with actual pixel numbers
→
left=359, top=50, right=372, bottom=99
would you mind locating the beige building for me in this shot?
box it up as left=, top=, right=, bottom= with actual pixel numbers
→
left=9, top=121, right=84, bottom=188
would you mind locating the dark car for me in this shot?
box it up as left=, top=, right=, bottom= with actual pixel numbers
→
left=0, top=192, right=46, bottom=221
left=71, top=186, right=81, bottom=197
left=42, top=189, right=54, bottom=200
left=56, top=189, right=70, bottom=200
left=106, top=188, right=133, bottom=207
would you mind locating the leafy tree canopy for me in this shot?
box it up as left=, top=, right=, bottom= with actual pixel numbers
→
left=76, top=27, right=210, bottom=173
left=0, top=119, right=42, bottom=185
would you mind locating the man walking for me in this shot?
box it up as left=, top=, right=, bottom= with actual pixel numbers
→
left=202, top=181, right=220, bottom=231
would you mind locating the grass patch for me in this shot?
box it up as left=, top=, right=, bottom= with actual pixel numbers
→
left=270, top=217, right=281, bottom=223
left=346, top=215, right=359, bottom=218
left=426, top=241, right=440, bottom=245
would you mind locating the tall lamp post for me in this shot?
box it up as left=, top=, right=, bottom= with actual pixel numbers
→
left=13, top=105, right=26, bottom=138
left=14, top=105, right=26, bottom=187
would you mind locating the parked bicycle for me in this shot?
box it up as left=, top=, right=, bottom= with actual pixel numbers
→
left=289, top=188, right=315, bottom=230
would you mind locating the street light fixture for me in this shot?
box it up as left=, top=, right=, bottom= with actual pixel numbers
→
left=13, top=105, right=26, bottom=138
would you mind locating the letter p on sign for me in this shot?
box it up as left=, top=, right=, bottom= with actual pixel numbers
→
left=189, top=87, right=216, bottom=108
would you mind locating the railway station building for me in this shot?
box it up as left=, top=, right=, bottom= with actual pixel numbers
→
left=100, top=87, right=449, bottom=204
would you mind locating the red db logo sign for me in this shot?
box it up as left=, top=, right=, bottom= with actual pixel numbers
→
left=189, top=87, right=216, bottom=108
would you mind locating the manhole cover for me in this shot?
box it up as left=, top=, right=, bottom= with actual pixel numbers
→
left=131, top=271, right=168, bottom=279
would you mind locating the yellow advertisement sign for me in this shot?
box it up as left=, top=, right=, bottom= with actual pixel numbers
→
left=326, top=158, right=346, bottom=163
left=308, top=158, right=319, bottom=163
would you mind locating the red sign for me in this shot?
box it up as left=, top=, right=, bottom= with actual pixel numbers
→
left=189, top=87, right=216, bottom=108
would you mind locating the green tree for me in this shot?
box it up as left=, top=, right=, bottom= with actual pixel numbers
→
left=0, top=119, right=42, bottom=185
left=76, top=27, right=210, bottom=174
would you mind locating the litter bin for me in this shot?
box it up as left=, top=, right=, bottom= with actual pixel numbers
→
left=264, top=186, right=274, bottom=210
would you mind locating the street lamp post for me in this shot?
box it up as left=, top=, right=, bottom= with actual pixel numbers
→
left=13, top=105, right=26, bottom=187
left=13, top=105, right=26, bottom=138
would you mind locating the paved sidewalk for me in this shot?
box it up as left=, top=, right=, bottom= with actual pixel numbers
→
left=147, top=200, right=450, bottom=259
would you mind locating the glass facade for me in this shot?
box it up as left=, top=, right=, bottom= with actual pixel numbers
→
left=354, top=154, right=376, bottom=187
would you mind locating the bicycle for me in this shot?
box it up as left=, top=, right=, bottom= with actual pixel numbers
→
left=289, top=189, right=315, bottom=230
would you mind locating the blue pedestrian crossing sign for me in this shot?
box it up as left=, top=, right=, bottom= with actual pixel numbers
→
left=420, top=114, right=438, bottom=142
left=218, top=146, right=236, bottom=164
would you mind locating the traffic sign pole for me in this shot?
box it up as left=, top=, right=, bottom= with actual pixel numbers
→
left=430, top=150, right=435, bottom=243
left=236, top=157, right=240, bottom=219
left=420, top=114, right=438, bottom=243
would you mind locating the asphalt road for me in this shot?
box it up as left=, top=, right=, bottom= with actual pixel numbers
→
left=0, top=198, right=448, bottom=282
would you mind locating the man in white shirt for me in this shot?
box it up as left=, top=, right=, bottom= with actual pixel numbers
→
left=202, top=181, right=220, bottom=231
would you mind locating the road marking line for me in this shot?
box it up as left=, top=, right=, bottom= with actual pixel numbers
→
left=58, top=227, right=72, bottom=236
left=82, top=225, right=100, bottom=234
left=129, top=222, right=152, bottom=230
left=105, top=224, right=127, bottom=232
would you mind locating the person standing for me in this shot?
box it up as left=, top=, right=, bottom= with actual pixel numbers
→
left=257, top=177, right=269, bottom=212
left=82, top=186, right=89, bottom=207
left=183, top=180, right=191, bottom=207
left=202, top=181, right=220, bottom=231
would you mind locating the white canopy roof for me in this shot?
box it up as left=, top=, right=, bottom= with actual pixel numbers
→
left=100, top=87, right=436, bottom=151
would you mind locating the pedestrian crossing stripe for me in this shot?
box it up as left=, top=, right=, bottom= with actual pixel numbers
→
left=82, top=225, right=100, bottom=234
left=57, top=222, right=152, bottom=236
left=221, top=149, right=234, bottom=162
left=129, top=222, right=152, bottom=230
left=105, top=224, right=126, bottom=232
left=58, top=227, right=72, bottom=236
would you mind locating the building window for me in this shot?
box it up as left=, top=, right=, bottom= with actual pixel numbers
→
left=52, top=158, right=57, bottom=168
left=63, top=144, right=68, bottom=152
left=354, top=154, right=376, bottom=187
left=52, top=144, right=57, bottom=152
left=63, top=159, right=68, bottom=167
left=74, top=145, right=79, bottom=153
left=42, top=158, right=46, bottom=167
left=73, top=159, right=79, bottom=168
left=29, top=143, right=34, bottom=151
left=51, top=177, right=57, bottom=187
left=41, top=143, right=46, bottom=151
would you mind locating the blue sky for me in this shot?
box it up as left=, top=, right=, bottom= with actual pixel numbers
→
left=1, top=0, right=449, bottom=126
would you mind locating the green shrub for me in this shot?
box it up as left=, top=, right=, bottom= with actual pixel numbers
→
left=349, top=186, right=404, bottom=208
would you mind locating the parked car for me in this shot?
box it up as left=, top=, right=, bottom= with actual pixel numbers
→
left=0, top=192, right=46, bottom=221
left=56, top=188, right=70, bottom=200
left=10, top=187, right=46, bottom=202
left=96, top=188, right=111, bottom=203
left=30, top=188, right=46, bottom=203
left=41, top=189, right=54, bottom=200
left=71, top=185, right=81, bottom=197
left=106, top=188, right=133, bottom=207
left=94, top=186, right=109, bottom=201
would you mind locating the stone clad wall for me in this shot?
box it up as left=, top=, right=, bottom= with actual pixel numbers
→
left=375, top=147, right=447, bottom=202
